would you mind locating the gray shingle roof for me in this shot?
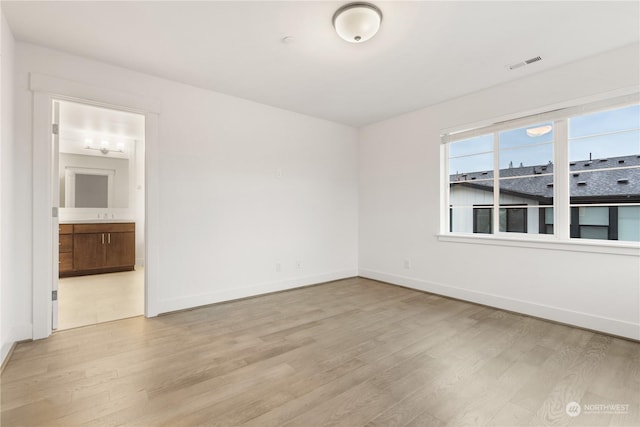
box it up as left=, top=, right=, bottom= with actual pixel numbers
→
left=451, top=155, right=640, bottom=202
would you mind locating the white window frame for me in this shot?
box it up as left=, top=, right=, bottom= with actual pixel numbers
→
left=439, top=92, right=640, bottom=257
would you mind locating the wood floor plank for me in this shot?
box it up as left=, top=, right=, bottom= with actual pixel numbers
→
left=1, top=277, right=638, bottom=427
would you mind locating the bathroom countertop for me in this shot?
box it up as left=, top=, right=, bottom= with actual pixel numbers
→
left=59, top=219, right=136, bottom=224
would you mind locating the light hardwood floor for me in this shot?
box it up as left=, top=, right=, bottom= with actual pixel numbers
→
left=2, top=277, right=638, bottom=426
left=58, top=268, right=144, bottom=330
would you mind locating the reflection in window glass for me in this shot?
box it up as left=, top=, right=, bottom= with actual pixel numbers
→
left=499, top=122, right=553, bottom=149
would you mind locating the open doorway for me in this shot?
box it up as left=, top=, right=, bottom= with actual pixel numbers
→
left=53, top=100, right=146, bottom=330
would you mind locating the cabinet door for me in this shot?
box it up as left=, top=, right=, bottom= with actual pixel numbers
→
left=74, top=233, right=106, bottom=270
left=106, top=232, right=135, bottom=267
left=59, top=253, right=74, bottom=273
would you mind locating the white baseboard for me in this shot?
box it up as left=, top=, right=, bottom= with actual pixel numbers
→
left=1, top=322, right=32, bottom=368
left=154, top=269, right=358, bottom=315
left=359, top=268, right=640, bottom=341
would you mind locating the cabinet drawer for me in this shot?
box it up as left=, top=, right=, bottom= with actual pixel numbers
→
left=59, top=224, right=73, bottom=235
left=59, top=252, right=73, bottom=272
left=59, top=234, right=73, bottom=253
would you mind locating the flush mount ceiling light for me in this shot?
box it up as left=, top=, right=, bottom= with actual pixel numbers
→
left=333, top=2, right=383, bottom=43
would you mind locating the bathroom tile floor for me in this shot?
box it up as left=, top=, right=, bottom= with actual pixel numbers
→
left=57, top=267, right=144, bottom=330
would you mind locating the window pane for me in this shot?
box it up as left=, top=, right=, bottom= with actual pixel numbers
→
left=449, top=181, right=493, bottom=234
left=449, top=134, right=493, bottom=158
left=539, top=207, right=554, bottom=235
left=499, top=207, right=527, bottom=233
left=449, top=152, right=493, bottom=176
left=578, top=206, right=609, bottom=225
left=449, top=206, right=474, bottom=233
left=499, top=122, right=554, bottom=149
left=499, top=143, right=554, bottom=170
left=569, top=130, right=640, bottom=163
left=544, top=207, right=554, bottom=224
left=450, top=206, right=472, bottom=233
left=474, top=207, right=493, bottom=234
left=569, top=104, right=640, bottom=139
left=619, top=206, right=640, bottom=242
left=497, top=172, right=552, bottom=234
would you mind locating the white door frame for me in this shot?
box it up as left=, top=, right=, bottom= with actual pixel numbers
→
left=31, top=73, right=161, bottom=339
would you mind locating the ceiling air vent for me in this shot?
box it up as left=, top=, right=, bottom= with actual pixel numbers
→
left=508, top=56, right=543, bottom=70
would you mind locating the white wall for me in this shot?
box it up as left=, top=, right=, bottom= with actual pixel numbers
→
left=359, top=43, right=640, bottom=340
left=1, top=11, right=27, bottom=365
left=14, top=43, right=358, bottom=333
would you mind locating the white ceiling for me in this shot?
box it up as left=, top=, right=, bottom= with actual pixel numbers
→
left=3, top=1, right=639, bottom=127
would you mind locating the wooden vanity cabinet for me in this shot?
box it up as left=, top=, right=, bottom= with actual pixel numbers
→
left=59, top=222, right=135, bottom=277
left=58, top=224, right=74, bottom=274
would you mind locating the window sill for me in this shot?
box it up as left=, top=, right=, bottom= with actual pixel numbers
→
left=437, top=233, right=640, bottom=256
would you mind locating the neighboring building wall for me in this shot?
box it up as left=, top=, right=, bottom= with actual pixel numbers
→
left=449, top=185, right=541, bottom=234
left=619, top=206, right=640, bottom=242
left=359, top=43, right=640, bottom=339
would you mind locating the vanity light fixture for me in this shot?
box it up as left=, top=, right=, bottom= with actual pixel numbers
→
left=333, top=2, right=382, bottom=43
left=84, top=139, right=125, bottom=155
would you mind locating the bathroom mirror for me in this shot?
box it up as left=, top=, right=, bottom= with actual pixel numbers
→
left=60, top=154, right=130, bottom=208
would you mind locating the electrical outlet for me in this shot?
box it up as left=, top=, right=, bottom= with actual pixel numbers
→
left=275, top=262, right=281, bottom=272
left=403, top=259, right=411, bottom=270
left=296, top=261, right=301, bottom=270
left=275, top=168, right=283, bottom=179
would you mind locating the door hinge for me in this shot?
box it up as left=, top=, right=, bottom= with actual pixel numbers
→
left=52, top=206, right=58, bottom=218
left=52, top=290, right=58, bottom=301
left=52, top=123, right=59, bottom=135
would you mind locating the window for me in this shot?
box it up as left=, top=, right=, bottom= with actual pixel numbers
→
left=444, top=95, right=640, bottom=245
left=448, top=122, right=554, bottom=236
left=500, top=206, right=528, bottom=233
left=473, top=205, right=492, bottom=234
left=568, top=104, right=640, bottom=242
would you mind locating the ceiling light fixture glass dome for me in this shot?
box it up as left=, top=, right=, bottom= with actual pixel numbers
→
left=333, top=2, right=383, bottom=43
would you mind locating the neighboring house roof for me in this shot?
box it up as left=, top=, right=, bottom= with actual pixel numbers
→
left=451, top=154, right=640, bottom=203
